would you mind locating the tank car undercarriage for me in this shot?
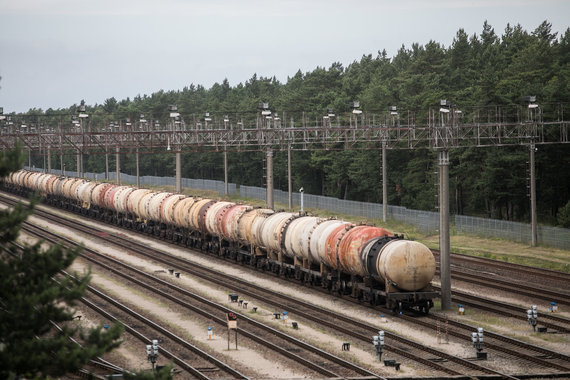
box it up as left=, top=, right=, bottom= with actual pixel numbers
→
left=5, top=184, right=437, bottom=314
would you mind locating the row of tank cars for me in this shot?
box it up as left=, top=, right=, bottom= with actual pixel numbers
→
left=3, top=169, right=437, bottom=313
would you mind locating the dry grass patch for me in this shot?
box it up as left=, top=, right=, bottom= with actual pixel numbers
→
left=114, top=182, right=570, bottom=273
left=422, top=234, right=570, bottom=273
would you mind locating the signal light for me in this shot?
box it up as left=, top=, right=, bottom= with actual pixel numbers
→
left=227, top=312, right=237, bottom=321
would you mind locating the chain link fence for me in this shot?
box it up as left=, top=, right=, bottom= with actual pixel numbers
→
left=236, top=185, right=570, bottom=249
left=24, top=167, right=570, bottom=249
left=29, top=168, right=237, bottom=195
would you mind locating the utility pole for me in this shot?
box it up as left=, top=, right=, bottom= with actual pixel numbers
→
left=288, top=145, right=292, bottom=209
left=169, top=105, right=182, bottom=193
left=266, top=149, right=274, bottom=209
left=175, top=150, right=181, bottom=192
left=136, top=147, right=140, bottom=187
left=382, top=141, right=387, bottom=222
left=115, top=145, right=121, bottom=185
left=530, top=142, right=537, bottom=246
left=439, top=149, right=451, bottom=310
left=525, top=96, right=539, bottom=246
left=47, top=145, right=51, bottom=173
left=224, top=146, right=228, bottom=195
left=105, top=152, right=109, bottom=180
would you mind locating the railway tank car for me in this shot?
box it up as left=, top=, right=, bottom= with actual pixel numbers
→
left=2, top=169, right=438, bottom=312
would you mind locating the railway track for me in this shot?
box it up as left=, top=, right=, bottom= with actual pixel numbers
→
left=7, top=195, right=527, bottom=379
left=434, top=268, right=570, bottom=307
left=437, top=286, right=570, bottom=334
left=67, top=275, right=250, bottom=380
left=23, top=219, right=385, bottom=379
left=398, top=310, right=570, bottom=372
left=432, top=250, right=570, bottom=288
left=4, top=191, right=570, bottom=378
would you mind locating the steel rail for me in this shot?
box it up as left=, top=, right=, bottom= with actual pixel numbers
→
left=23, top=222, right=380, bottom=379
left=17, top=200, right=514, bottom=378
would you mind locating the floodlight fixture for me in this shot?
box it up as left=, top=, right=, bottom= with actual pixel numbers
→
left=524, top=96, right=538, bottom=109
left=524, top=96, right=536, bottom=103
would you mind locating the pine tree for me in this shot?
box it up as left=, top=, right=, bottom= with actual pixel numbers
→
left=0, top=147, right=124, bottom=379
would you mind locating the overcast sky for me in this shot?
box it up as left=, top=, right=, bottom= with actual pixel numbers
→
left=0, top=0, right=568, bottom=113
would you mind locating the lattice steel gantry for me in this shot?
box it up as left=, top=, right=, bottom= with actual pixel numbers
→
left=1, top=102, right=568, bottom=311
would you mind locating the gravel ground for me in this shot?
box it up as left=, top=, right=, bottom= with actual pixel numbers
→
left=10, top=197, right=570, bottom=378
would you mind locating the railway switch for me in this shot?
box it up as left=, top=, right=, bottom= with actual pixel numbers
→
left=208, top=326, right=213, bottom=340
left=457, top=304, right=464, bottom=315
left=527, top=305, right=538, bottom=331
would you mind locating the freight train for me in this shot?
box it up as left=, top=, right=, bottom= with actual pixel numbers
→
left=2, top=169, right=438, bottom=313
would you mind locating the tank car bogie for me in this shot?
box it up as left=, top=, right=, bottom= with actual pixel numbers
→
left=1, top=169, right=438, bottom=312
